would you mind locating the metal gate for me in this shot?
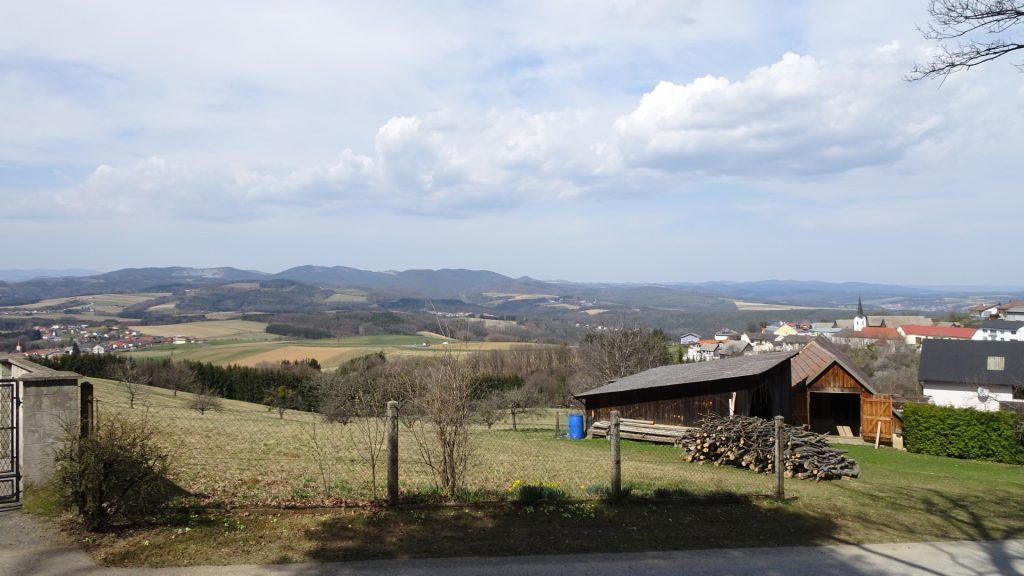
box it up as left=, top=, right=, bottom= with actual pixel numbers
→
left=0, top=381, right=19, bottom=505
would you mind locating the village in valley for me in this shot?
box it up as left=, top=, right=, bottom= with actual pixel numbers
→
left=4, top=0, right=1024, bottom=572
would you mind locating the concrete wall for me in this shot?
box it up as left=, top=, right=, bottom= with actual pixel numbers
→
left=20, top=379, right=79, bottom=485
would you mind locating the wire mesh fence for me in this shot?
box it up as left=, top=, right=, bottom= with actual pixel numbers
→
left=92, top=387, right=775, bottom=508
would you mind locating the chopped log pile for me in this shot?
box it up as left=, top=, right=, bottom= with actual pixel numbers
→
left=589, top=418, right=691, bottom=444
left=677, top=415, right=860, bottom=481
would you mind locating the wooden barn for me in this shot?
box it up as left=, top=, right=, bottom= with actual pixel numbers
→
left=575, top=352, right=795, bottom=428
left=790, top=336, right=893, bottom=442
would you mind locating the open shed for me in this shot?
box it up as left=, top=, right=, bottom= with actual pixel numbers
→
left=575, top=351, right=795, bottom=428
left=789, top=337, right=892, bottom=441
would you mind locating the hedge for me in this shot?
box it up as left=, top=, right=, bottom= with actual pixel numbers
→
left=902, top=403, right=1024, bottom=465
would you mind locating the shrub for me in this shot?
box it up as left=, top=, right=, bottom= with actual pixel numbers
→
left=508, top=480, right=566, bottom=503
left=902, top=403, right=1024, bottom=465
left=53, top=413, right=176, bottom=531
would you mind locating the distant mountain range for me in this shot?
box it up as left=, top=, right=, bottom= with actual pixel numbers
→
left=0, top=265, right=1020, bottom=312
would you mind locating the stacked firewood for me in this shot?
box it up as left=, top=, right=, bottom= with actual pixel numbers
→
left=676, top=415, right=860, bottom=481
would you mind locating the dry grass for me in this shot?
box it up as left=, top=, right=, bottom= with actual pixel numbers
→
left=481, top=292, right=558, bottom=300
left=326, top=290, right=368, bottom=303
left=88, top=377, right=768, bottom=508
left=732, top=300, right=819, bottom=311
left=130, top=320, right=270, bottom=339
left=4, top=292, right=170, bottom=313
left=231, top=346, right=371, bottom=368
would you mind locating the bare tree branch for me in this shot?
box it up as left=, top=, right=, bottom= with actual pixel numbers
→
left=909, top=0, right=1024, bottom=79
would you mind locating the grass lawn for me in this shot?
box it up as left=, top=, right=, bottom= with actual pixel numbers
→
left=30, top=441, right=1024, bottom=567
left=43, top=378, right=1024, bottom=567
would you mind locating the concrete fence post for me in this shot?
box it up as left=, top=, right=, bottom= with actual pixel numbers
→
left=80, top=381, right=94, bottom=438
left=774, top=415, right=785, bottom=500
left=386, top=400, right=399, bottom=507
left=610, top=410, right=621, bottom=500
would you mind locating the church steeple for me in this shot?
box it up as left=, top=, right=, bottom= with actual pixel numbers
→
left=854, top=296, right=867, bottom=332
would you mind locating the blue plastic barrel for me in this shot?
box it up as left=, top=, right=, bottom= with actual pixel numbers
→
left=568, top=414, right=585, bottom=440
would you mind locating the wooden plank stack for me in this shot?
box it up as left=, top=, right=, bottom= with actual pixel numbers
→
left=589, top=418, right=692, bottom=445
left=676, top=415, right=860, bottom=481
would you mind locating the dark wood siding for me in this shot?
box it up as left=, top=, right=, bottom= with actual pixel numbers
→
left=588, top=393, right=732, bottom=427
left=581, top=362, right=792, bottom=427
left=791, top=390, right=809, bottom=427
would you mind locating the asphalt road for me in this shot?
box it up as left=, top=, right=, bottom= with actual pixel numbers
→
left=3, top=509, right=1022, bottom=576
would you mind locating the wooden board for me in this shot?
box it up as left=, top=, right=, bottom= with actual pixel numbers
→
left=861, top=394, right=893, bottom=441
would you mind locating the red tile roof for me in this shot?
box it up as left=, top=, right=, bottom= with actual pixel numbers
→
left=898, top=325, right=977, bottom=339
left=856, top=327, right=900, bottom=340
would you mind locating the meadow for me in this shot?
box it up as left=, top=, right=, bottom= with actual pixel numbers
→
left=66, top=375, right=1024, bottom=567
left=127, top=323, right=562, bottom=370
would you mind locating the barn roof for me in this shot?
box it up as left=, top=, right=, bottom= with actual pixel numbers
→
left=790, top=337, right=877, bottom=394
left=575, top=351, right=796, bottom=398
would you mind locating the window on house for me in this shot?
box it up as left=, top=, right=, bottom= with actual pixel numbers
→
left=987, top=356, right=1005, bottom=371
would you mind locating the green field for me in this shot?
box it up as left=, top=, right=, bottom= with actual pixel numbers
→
left=128, top=331, right=559, bottom=370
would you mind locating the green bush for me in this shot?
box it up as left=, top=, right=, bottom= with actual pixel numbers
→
left=508, top=480, right=567, bottom=503
left=53, top=413, right=177, bottom=531
left=903, top=403, right=1024, bottom=465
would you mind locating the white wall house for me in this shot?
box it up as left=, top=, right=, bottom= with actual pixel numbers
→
left=919, top=339, right=1024, bottom=412
left=921, top=382, right=1016, bottom=411
left=971, top=320, right=1024, bottom=342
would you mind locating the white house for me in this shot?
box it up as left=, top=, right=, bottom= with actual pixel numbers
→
left=679, top=333, right=701, bottom=346
left=1006, top=307, right=1024, bottom=321
left=967, top=303, right=1000, bottom=319
left=972, top=320, right=1024, bottom=342
left=919, top=340, right=1024, bottom=411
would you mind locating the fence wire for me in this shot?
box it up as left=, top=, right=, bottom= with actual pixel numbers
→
left=94, top=391, right=774, bottom=507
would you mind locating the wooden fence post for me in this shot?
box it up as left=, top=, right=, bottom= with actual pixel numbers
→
left=610, top=410, right=621, bottom=500
left=387, top=400, right=399, bottom=508
left=555, top=411, right=560, bottom=439
left=774, top=415, right=785, bottom=500
left=80, top=381, right=94, bottom=438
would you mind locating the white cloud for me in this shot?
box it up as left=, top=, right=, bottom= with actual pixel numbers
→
left=613, top=49, right=945, bottom=176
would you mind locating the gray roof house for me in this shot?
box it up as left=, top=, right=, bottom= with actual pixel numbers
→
left=918, top=340, right=1024, bottom=411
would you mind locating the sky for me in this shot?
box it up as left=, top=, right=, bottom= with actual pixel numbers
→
left=2, top=1, right=1023, bottom=285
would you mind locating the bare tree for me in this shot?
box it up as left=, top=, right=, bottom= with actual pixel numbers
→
left=319, top=362, right=392, bottom=500
left=187, top=381, right=223, bottom=415
left=264, top=385, right=293, bottom=419
left=402, top=354, right=474, bottom=498
left=571, top=325, right=671, bottom=396
left=115, top=358, right=150, bottom=409
left=502, top=384, right=542, bottom=431
left=159, top=361, right=194, bottom=397
left=910, top=0, right=1024, bottom=79
left=472, top=394, right=505, bottom=429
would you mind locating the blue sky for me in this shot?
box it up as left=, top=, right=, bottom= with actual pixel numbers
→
left=2, top=1, right=1022, bottom=285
